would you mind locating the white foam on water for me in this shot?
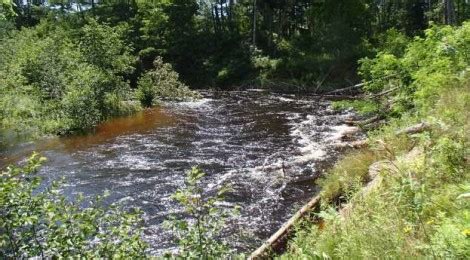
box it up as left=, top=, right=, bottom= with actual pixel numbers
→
left=169, top=98, right=212, bottom=108
left=102, top=154, right=158, bottom=170
left=277, top=96, right=296, bottom=102
left=327, top=124, right=360, bottom=142
left=289, top=114, right=328, bottom=162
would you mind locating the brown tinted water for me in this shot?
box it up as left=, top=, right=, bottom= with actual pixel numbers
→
left=0, top=91, right=360, bottom=255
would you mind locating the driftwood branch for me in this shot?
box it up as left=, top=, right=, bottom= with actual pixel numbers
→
left=325, top=82, right=365, bottom=95
left=249, top=195, right=321, bottom=259
left=320, top=94, right=358, bottom=100
left=367, top=86, right=400, bottom=99
left=362, top=120, right=386, bottom=131
left=326, top=74, right=400, bottom=96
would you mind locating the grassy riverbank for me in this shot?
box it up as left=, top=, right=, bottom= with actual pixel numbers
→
left=281, top=23, right=470, bottom=259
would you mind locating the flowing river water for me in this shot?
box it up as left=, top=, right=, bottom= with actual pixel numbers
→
left=0, top=91, right=361, bottom=255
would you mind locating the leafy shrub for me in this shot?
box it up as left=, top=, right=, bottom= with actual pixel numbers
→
left=78, top=19, right=135, bottom=76
left=359, top=22, right=470, bottom=115
left=373, top=28, right=410, bottom=57
left=136, top=57, right=200, bottom=107
left=0, top=20, right=137, bottom=135
left=0, top=153, right=148, bottom=258
left=164, top=167, right=236, bottom=258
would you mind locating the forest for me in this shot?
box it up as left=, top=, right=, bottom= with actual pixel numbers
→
left=1, top=0, right=469, bottom=258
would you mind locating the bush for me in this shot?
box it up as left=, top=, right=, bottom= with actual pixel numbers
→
left=78, top=19, right=135, bottom=76
left=0, top=153, right=148, bottom=258
left=163, top=167, right=237, bottom=258
left=0, top=20, right=137, bottom=135
left=358, top=22, right=470, bottom=116
left=136, top=57, right=200, bottom=107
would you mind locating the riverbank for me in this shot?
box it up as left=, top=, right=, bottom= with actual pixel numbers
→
left=277, top=23, right=470, bottom=259
left=280, top=89, right=469, bottom=259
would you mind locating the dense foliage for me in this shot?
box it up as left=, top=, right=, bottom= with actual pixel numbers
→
left=3, top=0, right=470, bottom=90
left=137, top=57, right=201, bottom=107
left=0, top=18, right=197, bottom=137
left=0, top=153, right=148, bottom=258
left=359, top=22, right=470, bottom=115
left=283, top=22, right=470, bottom=259
left=0, top=20, right=137, bottom=135
left=2, top=1, right=470, bottom=138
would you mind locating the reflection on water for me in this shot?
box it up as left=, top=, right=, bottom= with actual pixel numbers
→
left=0, top=91, right=360, bottom=255
left=0, top=108, right=177, bottom=166
left=60, top=108, right=177, bottom=151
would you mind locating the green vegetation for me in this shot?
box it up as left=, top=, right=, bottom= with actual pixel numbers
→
left=0, top=153, right=148, bottom=258
left=1, top=0, right=470, bottom=258
left=4, top=0, right=470, bottom=92
left=282, top=22, right=470, bottom=259
left=0, top=18, right=198, bottom=138
left=0, top=20, right=136, bottom=135
left=137, top=57, right=201, bottom=107
left=2, top=0, right=470, bottom=138
left=164, top=167, right=237, bottom=258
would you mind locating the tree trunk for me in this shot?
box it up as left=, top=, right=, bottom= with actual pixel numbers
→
left=214, top=3, right=221, bottom=34
left=444, top=0, right=456, bottom=24
left=228, top=0, right=234, bottom=32
left=253, top=0, right=257, bottom=46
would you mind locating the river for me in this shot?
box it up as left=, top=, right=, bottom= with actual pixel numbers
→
left=0, top=91, right=360, bottom=255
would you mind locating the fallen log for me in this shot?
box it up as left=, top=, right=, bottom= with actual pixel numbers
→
left=325, top=74, right=399, bottom=96
left=319, top=94, right=358, bottom=100
left=325, top=82, right=365, bottom=95
left=395, top=122, right=431, bottom=135
left=367, top=86, right=399, bottom=99
left=249, top=195, right=321, bottom=259
left=457, top=193, right=470, bottom=200
left=362, top=120, right=386, bottom=130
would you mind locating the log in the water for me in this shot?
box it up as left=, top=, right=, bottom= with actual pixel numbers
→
left=249, top=195, right=321, bottom=259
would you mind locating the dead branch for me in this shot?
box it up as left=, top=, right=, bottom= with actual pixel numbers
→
left=367, top=86, right=400, bottom=99
left=325, top=82, right=365, bottom=95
